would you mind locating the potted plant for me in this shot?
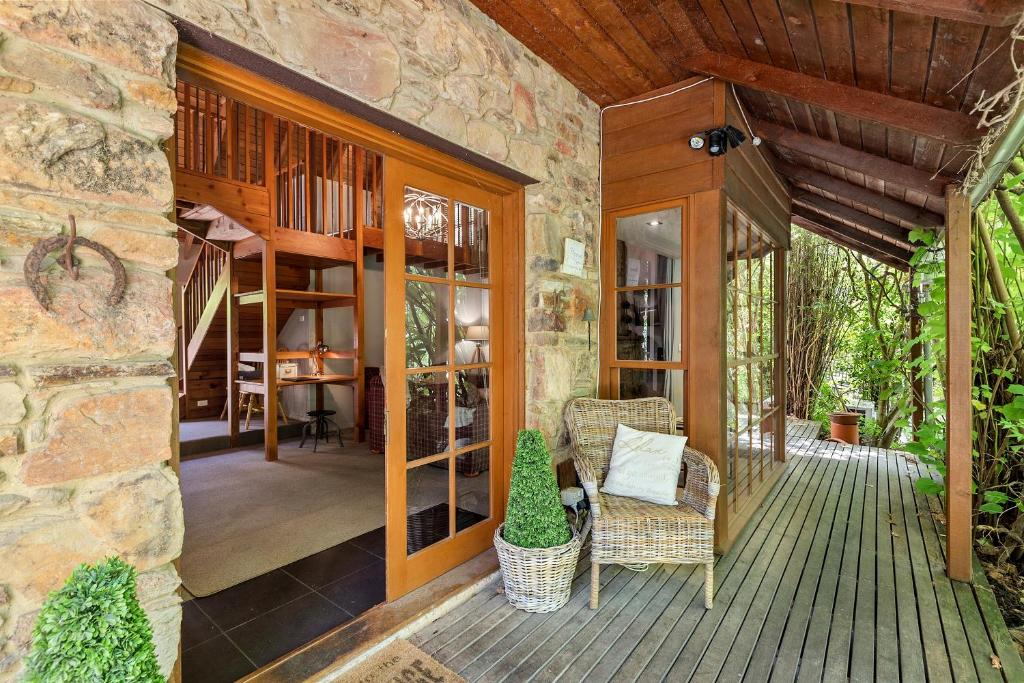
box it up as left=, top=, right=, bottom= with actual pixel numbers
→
left=494, top=429, right=587, bottom=613
left=25, top=557, right=163, bottom=682
left=825, top=375, right=860, bottom=444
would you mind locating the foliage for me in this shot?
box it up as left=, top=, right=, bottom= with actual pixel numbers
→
left=503, top=429, right=571, bottom=549
left=903, top=153, right=1024, bottom=563
left=25, top=557, right=162, bottom=683
left=785, top=231, right=856, bottom=419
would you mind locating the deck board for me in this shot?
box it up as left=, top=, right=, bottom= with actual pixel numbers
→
left=415, top=421, right=1023, bottom=682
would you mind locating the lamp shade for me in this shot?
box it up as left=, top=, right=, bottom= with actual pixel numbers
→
left=582, top=308, right=597, bottom=322
left=466, top=325, right=489, bottom=341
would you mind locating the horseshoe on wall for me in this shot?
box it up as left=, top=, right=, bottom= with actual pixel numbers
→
left=22, top=215, right=126, bottom=311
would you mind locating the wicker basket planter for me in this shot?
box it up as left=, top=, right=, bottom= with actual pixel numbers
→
left=494, top=520, right=588, bottom=613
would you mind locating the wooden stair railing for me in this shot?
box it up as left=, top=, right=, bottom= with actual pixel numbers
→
left=181, top=239, right=230, bottom=371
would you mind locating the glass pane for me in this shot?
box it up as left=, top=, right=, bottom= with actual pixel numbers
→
left=404, top=185, right=449, bottom=277
left=456, top=447, right=490, bottom=532
left=406, top=280, right=449, bottom=368
left=455, top=287, right=490, bottom=364
left=619, top=368, right=685, bottom=430
left=454, top=202, right=489, bottom=283
left=406, top=372, right=450, bottom=460
left=453, top=369, right=489, bottom=448
left=407, top=463, right=450, bottom=555
left=616, top=288, right=682, bottom=362
left=616, top=207, right=682, bottom=286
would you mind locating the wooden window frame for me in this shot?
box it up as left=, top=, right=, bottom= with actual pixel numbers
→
left=599, top=198, right=690, bottom=429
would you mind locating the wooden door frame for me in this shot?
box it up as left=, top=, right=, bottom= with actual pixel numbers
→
left=172, top=46, right=528, bottom=603
left=384, top=157, right=522, bottom=599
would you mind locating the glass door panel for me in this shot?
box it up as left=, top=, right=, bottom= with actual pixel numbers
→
left=385, top=158, right=504, bottom=599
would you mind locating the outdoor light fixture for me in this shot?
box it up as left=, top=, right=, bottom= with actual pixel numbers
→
left=646, top=220, right=663, bottom=227
left=689, top=125, right=749, bottom=158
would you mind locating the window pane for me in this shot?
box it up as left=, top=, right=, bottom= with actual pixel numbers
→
left=454, top=287, right=490, bottom=364
left=456, top=447, right=490, bottom=532
left=615, top=207, right=682, bottom=286
left=406, top=372, right=450, bottom=460
left=616, top=287, right=682, bottom=362
left=404, top=185, right=448, bottom=277
left=405, top=280, right=449, bottom=368
left=407, top=463, right=449, bottom=555
left=453, top=369, right=489, bottom=448
left=454, top=202, right=488, bottom=283
left=619, top=368, right=685, bottom=428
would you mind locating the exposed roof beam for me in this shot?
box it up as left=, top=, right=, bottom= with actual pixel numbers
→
left=832, top=1, right=1022, bottom=27
left=775, top=159, right=944, bottom=227
left=754, top=120, right=953, bottom=197
left=792, top=211, right=912, bottom=270
left=793, top=191, right=913, bottom=244
left=684, top=52, right=985, bottom=145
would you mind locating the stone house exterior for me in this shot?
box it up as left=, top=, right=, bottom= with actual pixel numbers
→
left=0, top=0, right=599, bottom=677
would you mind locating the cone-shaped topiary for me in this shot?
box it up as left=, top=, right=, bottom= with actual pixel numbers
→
left=503, top=429, right=571, bottom=549
left=25, top=556, right=163, bottom=683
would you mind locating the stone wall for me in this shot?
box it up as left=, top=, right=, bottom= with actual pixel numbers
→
left=152, top=0, right=602, bottom=440
left=0, top=1, right=182, bottom=678
left=0, top=0, right=599, bottom=678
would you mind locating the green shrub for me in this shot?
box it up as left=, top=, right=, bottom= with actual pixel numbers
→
left=503, top=429, right=571, bottom=549
left=25, top=557, right=163, bottom=683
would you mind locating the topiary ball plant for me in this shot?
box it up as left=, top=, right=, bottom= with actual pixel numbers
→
left=25, top=556, right=163, bottom=683
left=503, top=429, right=571, bottom=549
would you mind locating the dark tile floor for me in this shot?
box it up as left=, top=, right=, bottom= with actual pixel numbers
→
left=181, top=527, right=386, bottom=683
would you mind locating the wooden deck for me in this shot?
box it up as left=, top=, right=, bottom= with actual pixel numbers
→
left=411, top=420, right=1023, bottom=682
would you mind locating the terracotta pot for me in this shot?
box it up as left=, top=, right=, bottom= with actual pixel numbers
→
left=829, top=411, right=860, bottom=444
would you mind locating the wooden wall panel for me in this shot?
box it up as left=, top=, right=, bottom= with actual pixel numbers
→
left=724, top=90, right=792, bottom=248
left=602, top=78, right=723, bottom=211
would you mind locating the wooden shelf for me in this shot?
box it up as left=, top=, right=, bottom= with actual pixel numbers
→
left=239, top=350, right=356, bottom=363
left=237, top=373, right=357, bottom=392
left=236, top=289, right=356, bottom=308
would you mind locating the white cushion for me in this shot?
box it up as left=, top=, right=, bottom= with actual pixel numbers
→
left=600, top=424, right=687, bottom=505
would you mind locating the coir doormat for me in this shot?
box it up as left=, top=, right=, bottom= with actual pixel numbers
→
left=346, top=640, right=465, bottom=683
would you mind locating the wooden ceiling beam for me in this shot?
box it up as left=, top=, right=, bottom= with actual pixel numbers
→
left=754, top=119, right=953, bottom=197
left=831, top=1, right=1022, bottom=27
left=775, top=159, right=944, bottom=227
left=793, top=191, right=913, bottom=244
left=792, top=211, right=912, bottom=270
left=684, top=52, right=985, bottom=145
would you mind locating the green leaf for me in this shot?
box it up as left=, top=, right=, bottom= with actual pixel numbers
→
left=915, top=478, right=945, bottom=495
left=979, top=502, right=1005, bottom=514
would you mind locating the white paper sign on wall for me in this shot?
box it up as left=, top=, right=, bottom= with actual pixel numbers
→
left=561, top=237, right=585, bottom=277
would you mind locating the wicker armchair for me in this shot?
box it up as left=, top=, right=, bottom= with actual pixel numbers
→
left=565, top=397, right=720, bottom=609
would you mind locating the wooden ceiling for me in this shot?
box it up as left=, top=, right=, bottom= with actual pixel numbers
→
left=469, top=0, right=1023, bottom=266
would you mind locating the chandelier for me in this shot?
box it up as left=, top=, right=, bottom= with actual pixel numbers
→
left=403, top=188, right=448, bottom=241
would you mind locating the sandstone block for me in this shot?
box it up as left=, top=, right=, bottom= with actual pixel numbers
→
left=0, top=0, right=176, bottom=83
left=73, top=468, right=183, bottom=571
left=0, top=383, right=25, bottom=425
left=136, top=563, right=182, bottom=676
left=508, top=140, right=548, bottom=181
left=466, top=119, right=508, bottom=161
left=512, top=82, right=538, bottom=132
left=0, top=37, right=121, bottom=111
left=0, top=100, right=172, bottom=210
left=19, top=386, right=172, bottom=486
left=253, top=1, right=400, bottom=103
left=0, top=269, right=175, bottom=361
left=26, top=361, right=174, bottom=388
left=0, top=515, right=107, bottom=602
left=421, top=100, right=468, bottom=146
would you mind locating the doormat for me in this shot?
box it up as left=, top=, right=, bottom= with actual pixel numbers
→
left=346, top=640, right=465, bottom=683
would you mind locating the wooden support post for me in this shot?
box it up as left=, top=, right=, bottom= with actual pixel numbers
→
left=688, top=189, right=728, bottom=549
left=314, top=270, right=324, bottom=413
left=774, top=246, right=787, bottom=462
left=226, top=256, right=239, bottom=446
left=909, top=277, right=925, bottom=433
left=263, top=241, right=278, bottom=461
left=353, top=151, right=366, bottom=442
left=945, top=186, right=972, bottom=582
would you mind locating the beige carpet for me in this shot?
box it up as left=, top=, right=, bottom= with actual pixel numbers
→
left=180, top=440, right=385, bottom=596
left=347, top=640, right=465, bottom=683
